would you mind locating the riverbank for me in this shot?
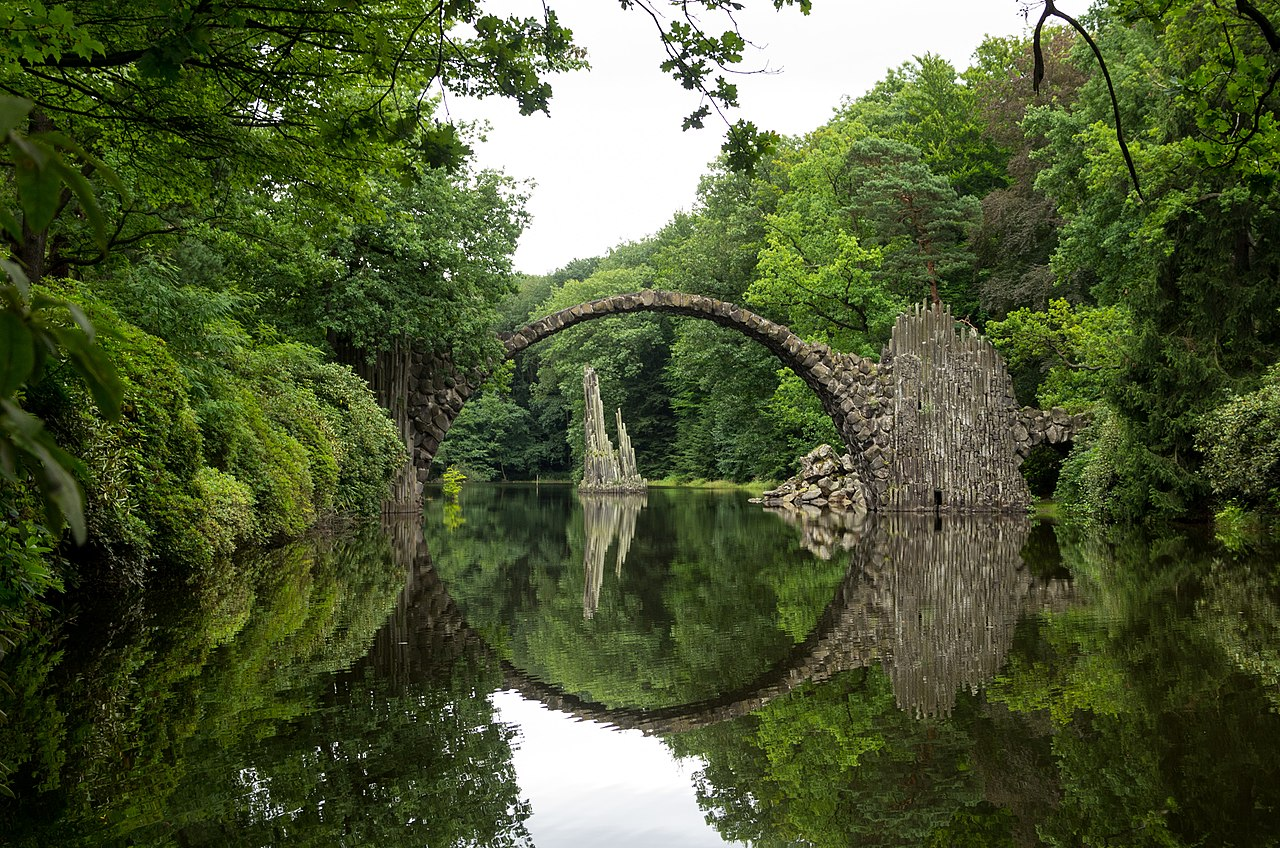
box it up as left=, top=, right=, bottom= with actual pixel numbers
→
left=647, top=478, right=776, bottom=496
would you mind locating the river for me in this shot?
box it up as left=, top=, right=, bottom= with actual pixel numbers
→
left=2, top=484, right=1279, bottom=846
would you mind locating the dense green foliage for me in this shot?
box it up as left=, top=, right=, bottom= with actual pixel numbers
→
left=443, top=5, right=1280, bottom=532
left=0, top=0, right=550, bottom=649
left=15, top=279, right=406, bottom=579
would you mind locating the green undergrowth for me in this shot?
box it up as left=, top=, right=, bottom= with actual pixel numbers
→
left=1033, top=500, right=1061, bottom=521
left=1, top=278, right=405, bottom=654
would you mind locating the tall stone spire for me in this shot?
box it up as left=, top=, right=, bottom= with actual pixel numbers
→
left=581, top=365, right=646, bottom=493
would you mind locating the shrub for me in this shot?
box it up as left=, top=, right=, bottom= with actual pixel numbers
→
left=196, top=342, right=404, bottom=532
left=30, top=306, right=217, bottom=576
left=1054, top=407, right=1205, bottom=524
left=19, top=279, right=403, bottom=587
left=0, top=514, right=63, bottom=656
left=442, top=466, right=466, bottom=501
left=1196, top=366, right=1280, bottom=509
left=192, top=467, right=256, bottom=557
left=196, top=386, right=316, bottom=543
left=275, top=354, right=405, bottom=517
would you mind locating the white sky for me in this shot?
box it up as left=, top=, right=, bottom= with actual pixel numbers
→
left=446, top=1, right=1067, bottom=276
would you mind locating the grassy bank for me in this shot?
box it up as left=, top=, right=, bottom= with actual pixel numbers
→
left=648, top=478, right=777, bottom=496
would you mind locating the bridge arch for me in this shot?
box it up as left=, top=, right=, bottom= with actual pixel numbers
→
left=500, top=290, right=891, bottom=454
left=420, top=289, right=891, bottom=499
left=404, top=293, right=1085, bottom=512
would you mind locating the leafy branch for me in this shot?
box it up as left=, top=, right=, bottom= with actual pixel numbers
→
left=1, top=95, right=123, bottom=543
left=620, top=0, right=812, bottom=169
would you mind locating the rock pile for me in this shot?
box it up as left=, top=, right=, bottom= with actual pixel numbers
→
left=750, top=444, right=870, bottom=513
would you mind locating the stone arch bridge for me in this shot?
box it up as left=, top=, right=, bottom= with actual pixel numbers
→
left=364, top=514, right=1074, bottom=730
left=380, top=291, right=1086, bottom=512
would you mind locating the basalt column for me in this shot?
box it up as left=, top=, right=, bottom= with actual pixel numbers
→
left=878, top=303, right=1031, bottom=512
left=580, top=365, right=646, bottom=494
left=332, top=336, right=476, bottom=513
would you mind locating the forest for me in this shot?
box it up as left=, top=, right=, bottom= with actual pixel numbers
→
left=4, top=0, right=1280, bottom=651
left=441, top=1, right=1280, bottom=532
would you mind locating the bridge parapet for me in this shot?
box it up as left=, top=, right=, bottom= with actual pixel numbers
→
left=1014, top=406, right=1091, bottom=457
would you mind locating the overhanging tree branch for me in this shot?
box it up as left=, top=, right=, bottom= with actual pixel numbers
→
left=1032, top=0, right=1145, bottom=201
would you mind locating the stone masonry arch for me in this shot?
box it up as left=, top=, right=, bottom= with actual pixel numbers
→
left=419, top=289, right=890, bottom=501
left=401, top=292, right=1088, bottom=512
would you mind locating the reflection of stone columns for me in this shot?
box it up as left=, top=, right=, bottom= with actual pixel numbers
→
left=580, top=493, right=648, bottom=619
left=853, top=514, right=1036, bottom=718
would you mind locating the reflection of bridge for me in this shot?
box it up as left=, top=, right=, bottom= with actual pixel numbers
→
left=374, top=292, right=1088, bottom=513
left=367, top=513, right=1073, bottom=732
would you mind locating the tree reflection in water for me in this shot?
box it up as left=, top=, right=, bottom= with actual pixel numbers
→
left=0, top=524, right=532, bottom=848
left=8, top=487, right=1279, bottom=848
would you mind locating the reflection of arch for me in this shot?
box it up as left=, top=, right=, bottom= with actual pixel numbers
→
left=367, top=514, right=1075, bottom=732
left=410, top=295, right=1089, bottom=513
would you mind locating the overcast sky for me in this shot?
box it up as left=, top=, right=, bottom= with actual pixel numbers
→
left=448, top=1, right=1067, bottom=276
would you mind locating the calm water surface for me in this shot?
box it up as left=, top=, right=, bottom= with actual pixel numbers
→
left=3, top=484, right=1280, bottom=846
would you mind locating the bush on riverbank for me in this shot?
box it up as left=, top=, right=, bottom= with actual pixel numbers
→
left=0, top=280, right=405, bottom=649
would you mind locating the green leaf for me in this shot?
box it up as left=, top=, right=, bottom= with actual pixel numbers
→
left=0, top=257, right=30, bottom=298
left=0, top=207, right=22, bottom=243
left=37, top=130, right=130, bottom=202
left=48, top=157, right=108, bottom=251
left=63, top=300, right=94, bottom=341
left=50, top=327, right=123, bottom=419
left=0, top=96, right=33, bottom=136
left=0, top=311, right=35, bottom=397
left=0, top=399, right=87, bottom=543
left=12, top=144, right=63, bottom=233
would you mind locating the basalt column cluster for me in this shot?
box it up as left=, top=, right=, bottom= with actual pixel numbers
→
left=580, top=365, right=646, bottom=494
left=879, top=302, right=1031, bottom=512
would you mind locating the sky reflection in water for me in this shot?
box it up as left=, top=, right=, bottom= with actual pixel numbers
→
left=494, top=691, right=737, bottom=847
